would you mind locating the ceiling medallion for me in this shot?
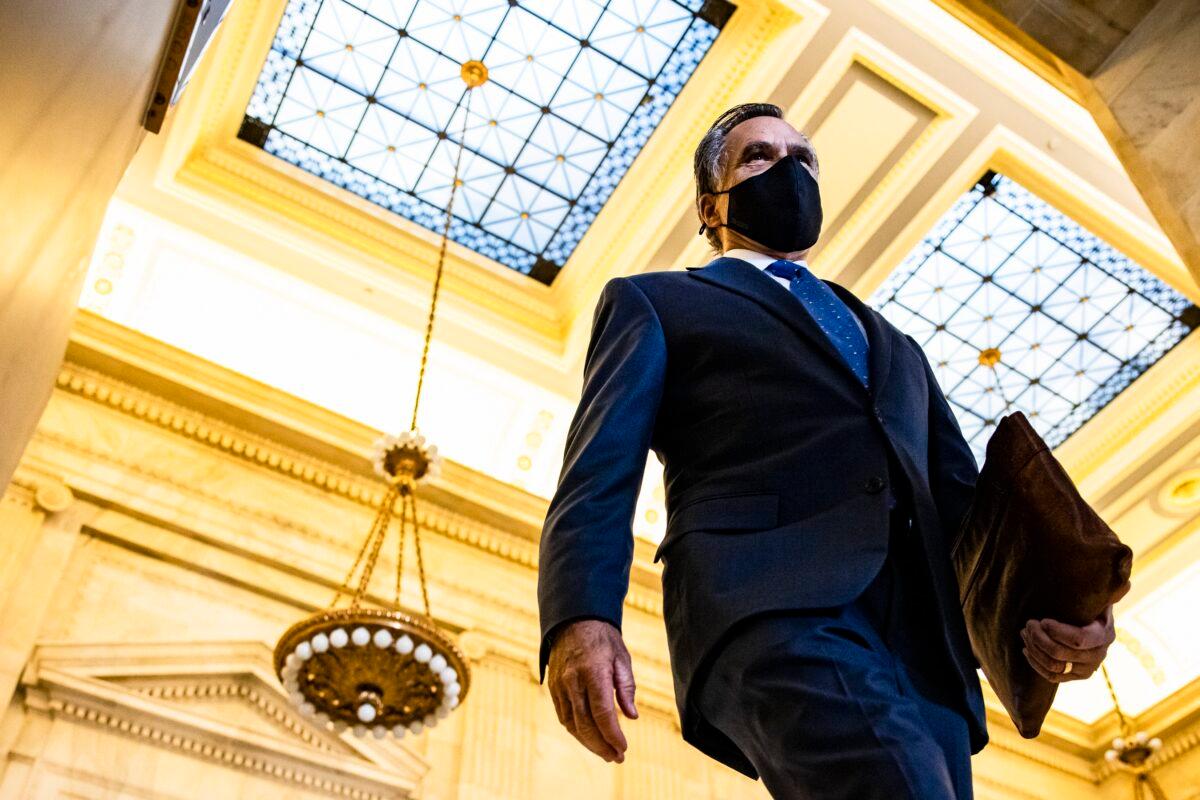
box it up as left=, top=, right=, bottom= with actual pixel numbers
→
left=274, top=60, right=489, bottom=740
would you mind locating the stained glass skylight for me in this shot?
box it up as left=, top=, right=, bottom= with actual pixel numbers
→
left=241, top=0, right=734, bottom=284
left=870, top=172, right=1199, bottom=465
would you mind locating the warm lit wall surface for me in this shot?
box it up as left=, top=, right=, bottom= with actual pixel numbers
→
left=0, top=0, right=179, bottom=490
left=2, top=0, right=1199, bottom=797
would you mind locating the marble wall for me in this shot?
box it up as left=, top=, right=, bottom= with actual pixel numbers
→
left=0, top=354, right=1195, bottom=798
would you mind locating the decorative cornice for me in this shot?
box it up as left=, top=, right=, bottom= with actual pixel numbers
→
left=55, top=697, right=390, bottom=796
left=39, top=359, right=678, bottom=697
left=26, top=688, right=406, bottom=800
left=52, top=364, right=540, bottom=570
left=135, top=679, right=337, bottom=753
left=1147, top=721, right=1200, bottom=772
left=983, top=723, right=1096, bottom=782
left=50, top=357, right=671, bottom=615
left=22, top=642, right=428, bottom=792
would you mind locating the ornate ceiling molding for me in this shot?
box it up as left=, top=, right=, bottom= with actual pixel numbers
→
left=21, top=642, right=427, bottom=798
left=798, top=26, right=978, bottom=283
left=148, top=0, right=822, bottom=379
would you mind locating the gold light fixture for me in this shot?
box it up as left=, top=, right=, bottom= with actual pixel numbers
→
left=273, top=60, right=489, bottom=740
left=1102, top=665, right=1168, bottom=799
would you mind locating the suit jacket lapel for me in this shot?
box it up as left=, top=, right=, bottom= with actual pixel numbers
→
left=687, top=257, right=892, bottom=397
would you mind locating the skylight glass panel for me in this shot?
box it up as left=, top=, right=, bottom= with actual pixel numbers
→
left=869, top=172, right=1199, bottom=464
left=242, top=0, right=734, bottom=284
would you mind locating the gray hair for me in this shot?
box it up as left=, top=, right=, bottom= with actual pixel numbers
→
left=693, top=103, right=784, bottom=250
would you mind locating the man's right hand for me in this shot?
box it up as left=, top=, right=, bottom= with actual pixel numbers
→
left=547, top=619, right=639, bottom=763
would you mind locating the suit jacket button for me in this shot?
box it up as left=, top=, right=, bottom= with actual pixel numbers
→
left=864, top=476, right=886, bottom=494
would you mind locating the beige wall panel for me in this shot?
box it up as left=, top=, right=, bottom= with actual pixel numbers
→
left=455, top=656, right=536, bottom=800
left=38, top=537, right=296, bottom=645
left=808, top=65, right=928, bottom=227
left=530, top=690, right=618, bottom=800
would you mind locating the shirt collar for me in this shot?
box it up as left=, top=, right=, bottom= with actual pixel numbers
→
left=722, top=248, right=807, bottom=273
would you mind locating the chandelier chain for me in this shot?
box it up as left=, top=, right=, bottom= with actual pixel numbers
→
left=410, top=87, right=476, bottom=433
left=395, top=488, right=406, bottom=607
left=333, top=484, right=397, bottom=606
left=352, top=484, right=399, bottom=607
left=1102, top=663, right=1132, bottom=735
left=409, top=489, right=432, bottom=617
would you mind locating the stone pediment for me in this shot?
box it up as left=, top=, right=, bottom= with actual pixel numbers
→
left=22, top=641, right=428, bottom=798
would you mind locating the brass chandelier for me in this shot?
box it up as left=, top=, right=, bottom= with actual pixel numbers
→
left=1102, top=665, right=1168, bottom=799
left=273, top=59, right=490, bottom=739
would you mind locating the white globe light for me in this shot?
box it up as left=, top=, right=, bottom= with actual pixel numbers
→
left=373, top=629, right=394, bottom=649
left=429, top=654, right=447, bottom=673
left=395, top=635, right=414, bottom=654
left=414, top=643, right=432, bottom=663
left=357, top=703, right=377, bottom=723
left=330, top=628, right=349, bottom=648
left=311, top=633, right=330, bottom=652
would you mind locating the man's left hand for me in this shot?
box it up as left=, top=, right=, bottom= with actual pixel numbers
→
left=1021, top=606, right=1117, bottom=683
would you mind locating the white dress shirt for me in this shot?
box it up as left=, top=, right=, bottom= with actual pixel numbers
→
left=723, top=248, right=868, bottom=341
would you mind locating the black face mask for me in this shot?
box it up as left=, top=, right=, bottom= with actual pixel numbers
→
left=704, top=154, right=823, bottom=253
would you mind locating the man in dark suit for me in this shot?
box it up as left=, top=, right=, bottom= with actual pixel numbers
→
left=537, top=103, right=1118, bottom=798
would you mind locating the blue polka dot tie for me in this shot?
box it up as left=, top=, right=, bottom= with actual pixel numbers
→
left=765, top=260, right=870, bottom=388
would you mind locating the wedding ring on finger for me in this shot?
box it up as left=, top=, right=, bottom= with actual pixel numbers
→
left=1062, top=661, right=1074, bottom=675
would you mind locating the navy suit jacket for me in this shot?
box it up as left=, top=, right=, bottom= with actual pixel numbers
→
left=537, top=257, right=987, bottom=777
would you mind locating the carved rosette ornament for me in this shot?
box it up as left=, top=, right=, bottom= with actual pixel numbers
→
left=273, top=61, right=490, bottom=740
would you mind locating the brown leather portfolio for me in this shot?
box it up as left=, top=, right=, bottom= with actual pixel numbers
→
left=951, top=411, right=1133, bottom=738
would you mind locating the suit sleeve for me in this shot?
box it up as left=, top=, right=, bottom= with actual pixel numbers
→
left=905, top=334, right=978, bottom=550
left=537, top=277, right=667, bottom=682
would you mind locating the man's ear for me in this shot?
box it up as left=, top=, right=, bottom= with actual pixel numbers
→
left=697, top=192, right=723, bottom=231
